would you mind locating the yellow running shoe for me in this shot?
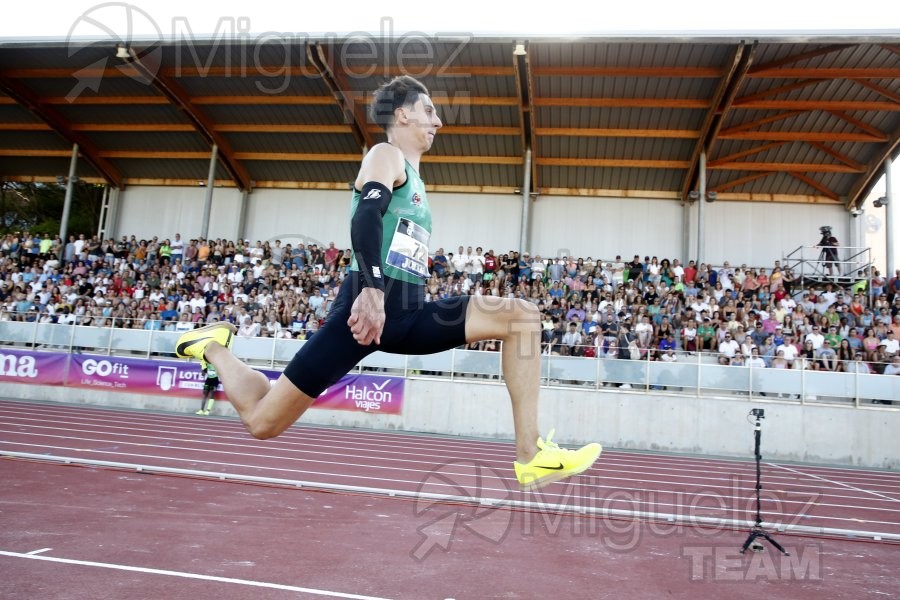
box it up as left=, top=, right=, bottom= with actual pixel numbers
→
left=175, top=322, right=236, bottom=368
left=195, top=409, right=209, bottom=416
left=514, top=429, right=602, bottom=491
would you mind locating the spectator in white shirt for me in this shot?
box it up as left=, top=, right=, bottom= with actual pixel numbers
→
left=451, top=246, right=468, bottom=278
left=805, top=325, right=825, bottom=350
left=718, top=332, right=740, bottom=359
left=469, top=247, right=486, bottom=284
left=561, top=322, right=583, bottom=356
left=881, top=331, right=899, bottom=356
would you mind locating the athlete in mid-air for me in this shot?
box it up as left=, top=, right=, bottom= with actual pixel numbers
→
left=176, top=75, right=601, bottom=490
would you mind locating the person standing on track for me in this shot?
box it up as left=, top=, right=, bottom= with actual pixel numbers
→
left=195, top=363, right=219, bottom=416
left=175, top=75, right=601, bottom=490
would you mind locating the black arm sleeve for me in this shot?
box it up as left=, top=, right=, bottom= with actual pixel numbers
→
left=351, top=181, right=392, bottom=291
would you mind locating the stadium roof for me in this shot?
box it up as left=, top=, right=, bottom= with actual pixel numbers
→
left=0, top=35, right=898, bottom=210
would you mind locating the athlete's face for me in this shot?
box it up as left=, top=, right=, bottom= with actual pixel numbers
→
left=399, top=96, right=442, bottom=149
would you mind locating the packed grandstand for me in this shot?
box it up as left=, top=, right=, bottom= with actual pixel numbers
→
left=2, top=231, right=899, bottom=376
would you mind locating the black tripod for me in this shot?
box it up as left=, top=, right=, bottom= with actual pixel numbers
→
left=740, top=409, right=789, bottom=556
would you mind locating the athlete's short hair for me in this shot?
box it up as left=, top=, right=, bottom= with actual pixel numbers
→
left=369, top=75, right=430, bottom=131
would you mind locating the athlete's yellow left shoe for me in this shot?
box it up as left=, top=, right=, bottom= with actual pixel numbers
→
left=514, top=430, right=602, bottom=491
left=175, top=322, right=236, bottom=369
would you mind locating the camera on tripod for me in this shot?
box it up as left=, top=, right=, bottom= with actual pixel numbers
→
left=750, top=408, right=765, bottom=419
left=818, top=225, right=832, bottom=236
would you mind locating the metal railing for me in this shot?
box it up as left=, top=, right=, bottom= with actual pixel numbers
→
left=0, top=319, right=896, bottom=407
left=783, top=244, right=873, bottom=284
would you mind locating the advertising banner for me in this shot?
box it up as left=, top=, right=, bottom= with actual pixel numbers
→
left=0, top=348, right=68, bottom=386
left=59, top=353, right=403, bottom=414
left=316, top=372, right=405, bottom=414
left=257, top=369, right=405, bottom=415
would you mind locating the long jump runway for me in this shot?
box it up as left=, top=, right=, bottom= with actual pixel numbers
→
left=0, top=398, right=898, bottom=599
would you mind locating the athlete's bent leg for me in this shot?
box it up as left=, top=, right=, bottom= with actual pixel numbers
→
left=204, top=342, right=316, bottom=439
left=464, top=296, right=542, bottom=463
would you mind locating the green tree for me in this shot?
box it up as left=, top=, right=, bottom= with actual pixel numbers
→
left=0, top=181, right=103, bottom=237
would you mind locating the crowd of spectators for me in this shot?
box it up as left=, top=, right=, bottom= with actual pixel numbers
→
left=2, top=232, right=900, bottom=378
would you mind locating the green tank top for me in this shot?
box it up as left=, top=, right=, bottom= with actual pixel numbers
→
left=350, top=162, right=432, bottom=285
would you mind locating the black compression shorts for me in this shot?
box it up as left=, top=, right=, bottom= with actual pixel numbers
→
left=283, top=272, right=470, bottom=397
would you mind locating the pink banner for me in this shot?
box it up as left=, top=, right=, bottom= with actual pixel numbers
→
left=0, top=349, right=68, bottom=386
left=257, top=369, right=405, bottom=415
left=317, top=373, right=405, bottom=414
left=68, top=354, right=206, bottom=395
left=42, top=353, right=404, bottom=414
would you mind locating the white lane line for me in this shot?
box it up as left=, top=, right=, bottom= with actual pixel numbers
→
left=6, top=418, right=899, bottom=497
left=7, top=401, right=900, bottom=481
left=770, top=463, right=900, bottom=504
left=26, top=548, right=51, bottom=555
left=2, top=432, right=898, bottom=510
left=5, top=448, right=900, bottom=528
left=8, top=404, right=900, bottom=486
left=0, top=550, right=393, bottom=599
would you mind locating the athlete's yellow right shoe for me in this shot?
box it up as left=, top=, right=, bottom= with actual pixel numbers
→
left=175, top=322, right=236, bottom=369
left=514, top=430, right=602, bottom=491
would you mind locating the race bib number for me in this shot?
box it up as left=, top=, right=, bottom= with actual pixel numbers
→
left=386, top=218, right=430, bottom=279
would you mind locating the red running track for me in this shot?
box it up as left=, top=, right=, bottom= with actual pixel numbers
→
left=1, top=398, right=899, bottom=599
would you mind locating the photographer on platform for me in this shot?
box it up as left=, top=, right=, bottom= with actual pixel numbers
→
left=817, top=225, right=839, bottom=277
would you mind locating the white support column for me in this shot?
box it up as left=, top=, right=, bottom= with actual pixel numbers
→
left=519, top=148, right=532, bottom=255
left=58, top=143, right=78, bottom=261
left=885, top=159, right=895, bottom=277
left=696, top=151, right=707, bottom=265
left=200, top=144, right=218, bottom=240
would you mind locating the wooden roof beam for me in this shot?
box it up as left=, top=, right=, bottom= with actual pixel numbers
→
left=788, top=171, right=840, bottom=201
left=531, top=66, right=723, bottom=77
left=681, top=43, right=753, bottom=202
left=733, top=99, right=900, bottom=111
left=709, top=142, right=787, bottom=166
left=0, top=73, right=123, bottom=188
left=1, top=65, right=321, bottom=79
left=710, top=172, right=773, bottom=192
left=749, top=68, right=900, bottom=79
left=718, top=131, right=887, bottom=143
left=0, top=122, right=51, bottom=131
left=307, top=43, right=373, bottom=151
left=807, top=141, right=865, bottom=171
left=343, top=65, right=515, bottom=77
left=537, top=158, right=690, bottom=169
left=0, top=149, right=74, bottom=157
left=123, top=48, right=252, bottom=191
left=732, top=79, right=826, bottom=104
left=32, top=94, right=521, bottom=107
left=718, top=111, right=807, bottom=136
left=747, top=44, right=854, bottom=73
left=217, top=124, right=353, bottom=134
left=2, top=65, right=513, bottom=79
left=709, top=162, right=863, bottom=173
left=846, top=122, right=900, bottom=208
left=851, top=79, right=900, bottom=105
left=534, top=97, right=709, bottom=109
left=826, top=110, right=888, bottom=139
left=513, top=40, right=538, bottom=191
left=536, top=127, right=699, bottom=138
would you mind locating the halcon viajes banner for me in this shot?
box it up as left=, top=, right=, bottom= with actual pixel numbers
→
left=1, top=350, right=403, bottom=415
